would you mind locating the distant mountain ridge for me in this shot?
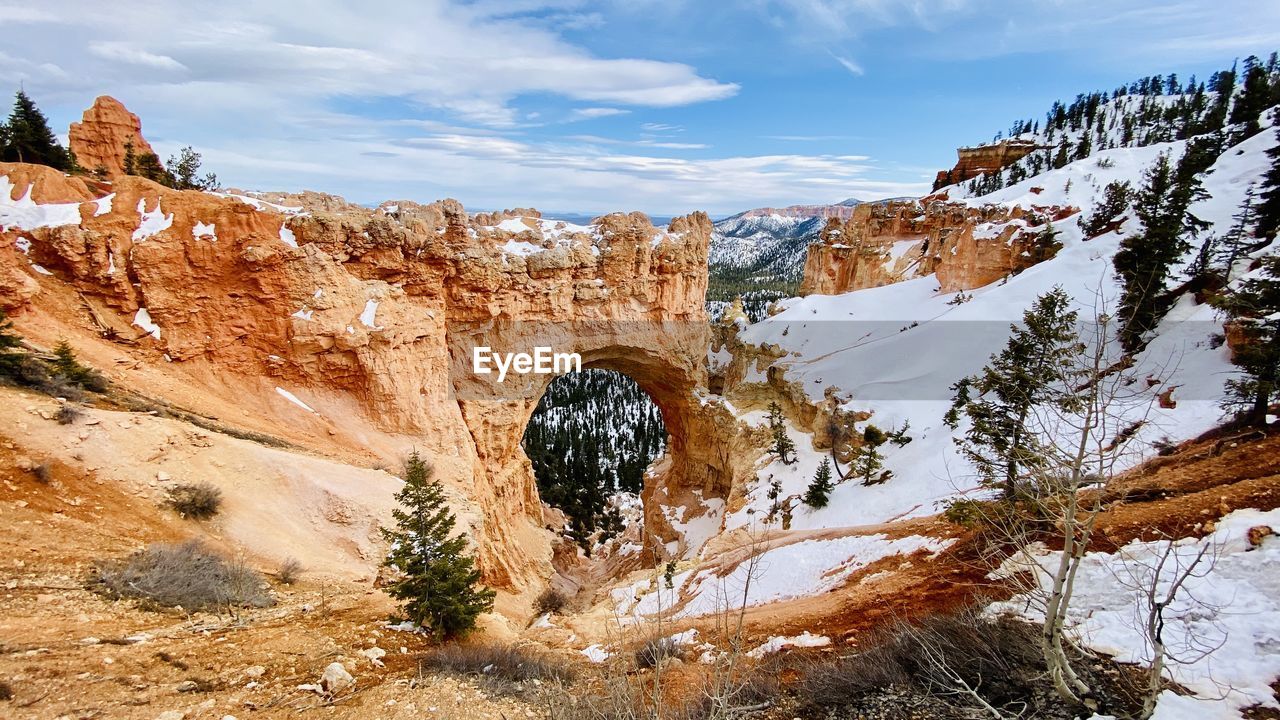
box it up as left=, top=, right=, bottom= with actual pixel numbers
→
left=709, top=196, right=913, bottom=284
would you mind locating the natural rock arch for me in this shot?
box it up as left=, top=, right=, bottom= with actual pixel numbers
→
left=447, top=318, right=745, bottom=588
left=0, top=161, right=751, bottom=600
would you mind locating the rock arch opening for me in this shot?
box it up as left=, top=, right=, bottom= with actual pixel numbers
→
left=523, top=368, right=667, bottom=554
left=449, top=324, right=750, bottom=587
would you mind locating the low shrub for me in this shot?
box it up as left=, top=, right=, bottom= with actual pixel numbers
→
left=421, top=642, right=575, bottom=691
left=634, top=636, right=682, bottom=669
left=56, top=404, right=81, bottom=425
left=167, top=482, right=223, bottom=519
left=29, top=463, right=52, bottom=484
left=92, top=540, right=273, bottom=612
left=276, top=557, right=304, bottom=585
left=533, top=587, right=568, bottom=615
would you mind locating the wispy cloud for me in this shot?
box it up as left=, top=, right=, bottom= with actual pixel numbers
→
left=11, top=0, right=739, bottom=129
left=569, top=107, right=631, bottom=120
left=88, top=41, right=187, bottom=71
left=830, top=52, right=864, bottom=76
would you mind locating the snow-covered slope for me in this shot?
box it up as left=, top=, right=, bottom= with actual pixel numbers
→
left=709, top=213, right=825, bottom=281
left=724, top=119, right=1277, bottom=534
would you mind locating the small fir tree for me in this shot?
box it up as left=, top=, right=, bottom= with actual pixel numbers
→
left=0, top=90, right=72, bottom=170
left=51, top=340, right=94, bottom=387
left=854, top=425, right=888, bottom=485
left=1212, top=256, right=1280, bottom=426
left=1214, top=187, right=1260, bottom=278
left=122, top=140, right=138, bottom=176
left=768, top=401, right=796, bottom=465
left=1078, top=180, right=1132, bottom=238
left=946, top=288, right=1083, bottom=500
left=766, top=476, right=783, bottom=521
left=381, top=452, right=495, bottom=639
left=803, top=458, right=834, bottom=509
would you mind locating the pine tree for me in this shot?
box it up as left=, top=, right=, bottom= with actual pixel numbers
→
left=134, top=151, right=174, bottom=186
left=946, top=288, right=1083, bottom=500
left=122, top=140, right=138, bottom=176
left=766, top=476, right=783, bottom=521
left=0, top=308, right=23, bottom=376
left=1206, top=188, right=1261, bottom=283
left=1115, top=151, right=1206, bottom=351
left=803, top=459, right=834, bottom=509
left=854, top=425, right=888, bottom=485
left=381, top=452, right=494, bottom=639
left=768, top=401, right=796, bottom=465
left=1079, top=180, right=1132, bottom=237
left=1256, top=122, right=1280, bottom=241
left=166, top=146, right=219, bottom=191
left=1229, top=59, right=1271, bottom=140
left=1212, top=256, right=1280, bottom=426
left=50, top=340, right=103, bottom=390
left=0, top=90, right=72, bottom=170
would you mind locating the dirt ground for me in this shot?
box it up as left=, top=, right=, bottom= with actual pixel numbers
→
left=3, top=376, right=1277, bottom=718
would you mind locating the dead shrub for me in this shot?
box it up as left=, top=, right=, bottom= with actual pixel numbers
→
left=0, top=679, right=11, bottom=701
left=43, top=375, right=86, bottom=402
left=794, top=604, right=1113, bottom=718
left=92, top=540, right=273, bottom=613
left=167, top=482, right=223, bottom=519
left=420, top=642, right=574, bottom=692
left=29, top=463, right=52, bottom=484
left=533, top=587, right=568, bottom=615
left=56, top=404, right=82, bottom=425
left=634, top=636, right=682, bottom=669
left=276, top=557, right=304, bottom=585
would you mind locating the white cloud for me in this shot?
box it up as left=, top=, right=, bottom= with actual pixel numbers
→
left=0, top=6, right=58, bottom=22
left=88, top=42, right=187, bottom=71
left=570, top=107, right=631, bottom=120
left=17, top=0, right=736, bottom=129
left=830, top=53, right=864, bottom=76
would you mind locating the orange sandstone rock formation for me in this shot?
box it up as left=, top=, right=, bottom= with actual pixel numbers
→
left=68, top=96, right=157, bottom=178
left=799, top=199, right=1075, bottom=296
left=1, top=161, right=751, bottom=598
left=932, top=139, right=1041, bottom=190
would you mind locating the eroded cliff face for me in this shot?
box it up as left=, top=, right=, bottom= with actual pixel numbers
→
left=798, top=199, right=1077, bottom=296
left=1, top=159, right=751, bottom=600
left=68, top=96, right=158, bottom=178
left=932, top=139, right=1041, bottom=190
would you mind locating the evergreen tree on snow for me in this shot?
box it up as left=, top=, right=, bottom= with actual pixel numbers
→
left=768, top=401, right=796, bottom=465
left=381, top=452, right=494, bottom=639
left=1114, top=147, right=1209, bottom=351
left=803, top=458, right=834, bottom=509
left=1212, top=256, right=1280, bottom=426
left=945, top=288, right=1083, bottom=500
left=1256, top=121, right=1280, bottom=241
left=854, top=425, right=888, bottom=486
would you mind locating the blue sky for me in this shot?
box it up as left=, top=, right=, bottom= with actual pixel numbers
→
left=2, top=0, right=1278, bottom=216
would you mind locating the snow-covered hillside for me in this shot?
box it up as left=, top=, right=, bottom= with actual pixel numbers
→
left=725, top=123, right=1277, bottom=534
left=709, top=212, right=825, bottom=281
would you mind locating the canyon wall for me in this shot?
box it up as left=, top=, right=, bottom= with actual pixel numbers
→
left=799, top=198, right=1076, bottom=296
left=932, top=139, right=1041, bottom=190
left=2, top=153, right=747, bottom=597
